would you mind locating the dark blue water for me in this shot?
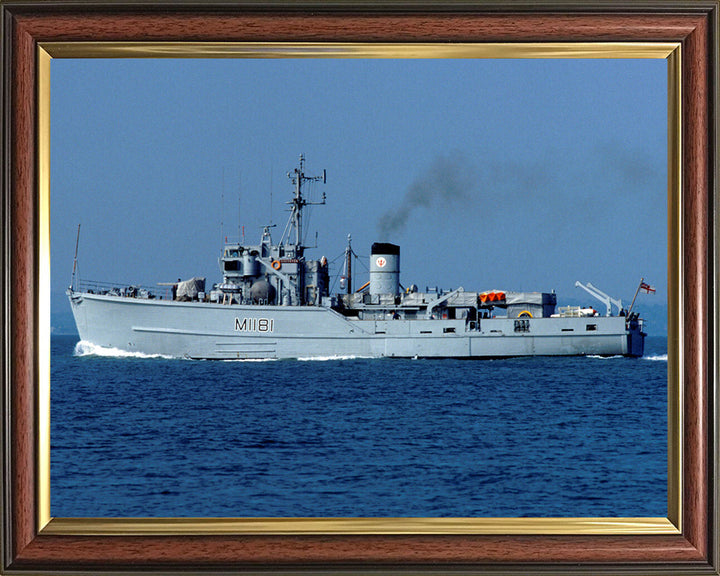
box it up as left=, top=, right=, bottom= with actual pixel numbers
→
left=50, top=335, right=667, bottom=518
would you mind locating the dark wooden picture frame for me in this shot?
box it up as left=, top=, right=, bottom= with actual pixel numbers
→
left=2, top=1, right=717, bottom=574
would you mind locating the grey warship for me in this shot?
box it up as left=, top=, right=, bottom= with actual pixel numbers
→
left=67, top=155, right=646, bottom=360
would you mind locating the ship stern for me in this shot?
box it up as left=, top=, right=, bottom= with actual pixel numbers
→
left=626, top=317, right=646, bottom=357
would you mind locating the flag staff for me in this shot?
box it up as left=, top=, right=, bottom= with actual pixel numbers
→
left=627, top=277, right=655, bottom=317
left=70, top=223, right=81, bottom=290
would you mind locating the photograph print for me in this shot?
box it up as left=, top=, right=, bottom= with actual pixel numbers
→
left=50, top=54, right=668, bottom=519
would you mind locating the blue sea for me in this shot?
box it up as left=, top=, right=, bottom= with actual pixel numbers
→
left=50, top=335, right=668, bottom=518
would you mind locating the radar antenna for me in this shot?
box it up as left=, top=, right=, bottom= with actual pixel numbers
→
left=282, top=154, right=326, bottom=248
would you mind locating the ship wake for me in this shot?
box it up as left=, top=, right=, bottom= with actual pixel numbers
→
left=73, top=340, right=177, bottom=360
left=643, top=354, right=668, bottom=362
left=298, top=355, right=373, bottom=362
left=586, top=353, right=667, bottom=361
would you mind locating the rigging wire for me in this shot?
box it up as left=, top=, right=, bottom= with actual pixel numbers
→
left=303, top=180, right=314, bottom=246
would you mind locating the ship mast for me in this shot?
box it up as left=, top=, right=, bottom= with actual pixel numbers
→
left=284, top=154, right=326, bottom=249
left=345, top=234, right=353, bottom=294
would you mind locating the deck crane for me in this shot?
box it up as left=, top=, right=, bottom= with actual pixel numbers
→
left=574, top=281, right=624, bottom=317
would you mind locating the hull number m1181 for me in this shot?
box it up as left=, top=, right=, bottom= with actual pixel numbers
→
left=235, top=317, right=274, bottom=332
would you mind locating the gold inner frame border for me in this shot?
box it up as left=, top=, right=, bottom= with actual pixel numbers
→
left=36, top=41, right=682, bottom=537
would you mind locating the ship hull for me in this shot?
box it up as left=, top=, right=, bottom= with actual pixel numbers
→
left=68, top=291, right=644, bottom=359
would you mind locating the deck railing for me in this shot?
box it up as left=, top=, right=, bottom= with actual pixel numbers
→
left=73, top=279, right=171, bottom=300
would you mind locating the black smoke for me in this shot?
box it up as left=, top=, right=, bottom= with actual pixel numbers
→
left=377, top=153, right=475, bottom=238
left=376, top=144, right=661, bottom=239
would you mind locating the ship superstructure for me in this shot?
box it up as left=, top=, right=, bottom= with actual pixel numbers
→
left=211, top=155, right=329, bottom=309
left=67, top=155, right=646, bottom=360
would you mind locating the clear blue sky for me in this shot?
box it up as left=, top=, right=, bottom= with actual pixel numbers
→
left=51, top=57, right=667, bottom=329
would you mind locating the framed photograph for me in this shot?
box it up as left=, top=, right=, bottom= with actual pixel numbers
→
left=2, top=1, right=717, bottom=574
